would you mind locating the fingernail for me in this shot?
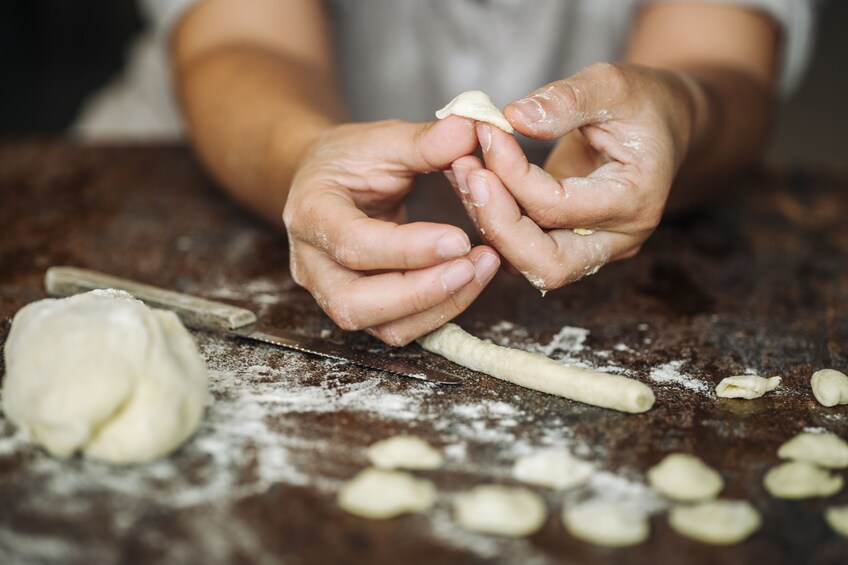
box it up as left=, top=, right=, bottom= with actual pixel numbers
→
left=443, top=169, right=457, bottom=187
left=512, top=98, right=546, bottom=123
left=437, top=232, right=471, bottom=259
left=478, top=124, right=492, bottom=152
left=441, top=260, right=475, bottom=293
left=472, top=252, right=500, bottom=284
left=453, top=165, right=469, bottom=194
left=467, top=173, right=489, bottom=206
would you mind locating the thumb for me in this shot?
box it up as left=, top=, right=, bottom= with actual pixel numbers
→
left=505, top=62, right=628, bottom=140
left=382, top=115, right=478, bottom=173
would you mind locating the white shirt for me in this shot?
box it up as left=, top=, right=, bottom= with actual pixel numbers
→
left=73, top=0, right=819, bottom=140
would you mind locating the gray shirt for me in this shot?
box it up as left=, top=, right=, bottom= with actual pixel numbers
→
left=73, top=0, right=819, bottom=139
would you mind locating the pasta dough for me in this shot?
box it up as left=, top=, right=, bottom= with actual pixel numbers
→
left=647, top=453, right=724, bottom=502
left=715, top=375, right=781, bottom=399
left=435, top=90, right=514, bottom=133
left=668, top=500, right=761, bottom=545
left=777, top=432, right=848, bottom=469
left=337, top=467, right=436, bottom=519
left=2, top=290, right=207, bottom=464
left=512, top=450, right=593, bottom=491
left=366, top=435, right=444, bottom=470
left=763, top=461, right=844, bottom=499
left=453, top=485, right=547, bottom=537
left=810, top=369, right=848, bottom=407
left=418, top=324, right=655, bottom=413
left=562, top=502, right=649, bottom=547
left=825, top=505, right=848, bottom=537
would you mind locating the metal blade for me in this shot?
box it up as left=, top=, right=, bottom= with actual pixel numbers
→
left=235, top=325, right=462, bottom=385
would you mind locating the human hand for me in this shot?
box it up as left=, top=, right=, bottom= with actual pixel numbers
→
left=283, top=117, right=501, bottom=345
left=450, top=63, right=699, bottom=292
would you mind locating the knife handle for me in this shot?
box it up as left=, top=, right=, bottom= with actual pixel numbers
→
left=44, top=266, right=257, bottom=332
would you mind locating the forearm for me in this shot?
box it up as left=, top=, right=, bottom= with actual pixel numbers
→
left=666, top=66, right=774, bottom=212
left=175, top=45, right=343, bottom=227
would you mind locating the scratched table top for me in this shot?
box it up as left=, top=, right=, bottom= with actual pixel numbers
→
left=0, top=141, right=846, bottom=564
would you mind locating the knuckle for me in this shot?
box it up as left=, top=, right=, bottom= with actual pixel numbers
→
left=325, top=296, right=362, bottom=332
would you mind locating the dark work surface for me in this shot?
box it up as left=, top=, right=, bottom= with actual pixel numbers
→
left=0, top=141, right=847, bottom=564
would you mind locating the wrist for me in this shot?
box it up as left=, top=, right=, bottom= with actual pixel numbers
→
left=668, top=69, right=720, bottom=165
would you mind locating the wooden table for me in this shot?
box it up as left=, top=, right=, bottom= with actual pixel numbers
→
left=1, top=141, right=846, bottom=564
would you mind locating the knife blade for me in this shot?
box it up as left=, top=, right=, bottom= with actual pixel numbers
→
left=44, top=266, right=462, bottom=385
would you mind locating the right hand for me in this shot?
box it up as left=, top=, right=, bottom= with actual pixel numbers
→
left=283, top=117, right=501, bottom=346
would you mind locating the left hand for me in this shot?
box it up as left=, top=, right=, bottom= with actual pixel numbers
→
left=449, top=62, right=701, bottom=291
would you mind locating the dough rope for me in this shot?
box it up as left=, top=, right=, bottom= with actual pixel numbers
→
left=417, top=323, right=655, bottom=413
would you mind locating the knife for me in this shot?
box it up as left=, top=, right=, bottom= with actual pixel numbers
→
left=44, top=266, right=462, bottom=385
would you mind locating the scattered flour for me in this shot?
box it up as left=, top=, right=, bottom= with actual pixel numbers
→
left=648, top=360, right=710, bottom=395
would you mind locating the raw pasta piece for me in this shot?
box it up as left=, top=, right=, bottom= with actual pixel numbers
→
left=811, top=369, right=848, bottom=407
left=337, top=468, right=436, bottom=519
left=572, top=228, right=596, bottom=236
left=763, top=461, right=843, bottom=499
left=715, top=375, right=781, bottom=399
left=512, top=450, right=593, bottom=491
left=777, top=432, right=848, bottom=469
left=453, top=485, right=546, bottom=537
left=646, top=453, right=724, bottom=502
left=562, top=502, right=649, bottom=547
left=825, top=505, right=848, bottom=537
left=367, top=435, right=444, bottom=470
left=418, top=324, right=655, bottom=413
left=669, top=500, right=761, bottom=545
left=435, top=90, right=514, bottom=133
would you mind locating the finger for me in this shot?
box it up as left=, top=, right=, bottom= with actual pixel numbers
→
left=366, top=246, right=501, bottom=346
left=297, top=243, right=491, bottom=332
left=478, top=123, right=647, bottom=230
left=286, top=189, right=472, bottom=270
left=379, top=115, right=478, bottom=173
left=461, top=168, right=639, bottom=290
left=504, top=62, right=629, bottom=140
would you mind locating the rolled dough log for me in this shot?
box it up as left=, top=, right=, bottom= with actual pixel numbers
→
left=777, top=432, right=848, bottom=469
left=337, top=467, right=436, bottom=519
left=417, top=324, right=655, bottom=413
left=668, top=500, right=761, bottom=545
left=763, top=461, right=844, bottom=499
left=811, top=369, right=848, bottom=407
left=715, top=375, right=781, bottom=399
left=2, top=289, right=208, bottom=464
left=366, top=435, right=444, bottom=470
left=435, top=90, right=514, bottom=133
left=453, top=484, right=547, bottom=537
left=562, top=502, right=650, bottom=547
left=647, top=453, right=724, bottom=502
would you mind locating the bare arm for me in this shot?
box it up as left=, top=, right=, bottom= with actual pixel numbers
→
left=173, top=0, right=343, bottom=227
left=625, top=2, right=779, bottom=211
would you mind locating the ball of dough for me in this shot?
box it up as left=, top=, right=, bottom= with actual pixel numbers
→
left=763, top=461, right=844, bottom=499
left=777, top=432, right=848, bottom=469
left=562, top=502, right=649, bottom=547
left=453, top=484, right=547, bottom=537
left=825, top=505, right=848, bottom=537
left=512, top=450, right=593, bottom=491
left=366, top=435, right=444, bottom=470
left=2, top=290, right=208, bottom=464
left=337, top=467, right=436, bottom=519
left=811, top=369, right=848, bottom=407
left=715, top=375, right=780, bottom=399
left=668, top=500, right=761, bottom=545
left=647, top=453, right=724, bottom=502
